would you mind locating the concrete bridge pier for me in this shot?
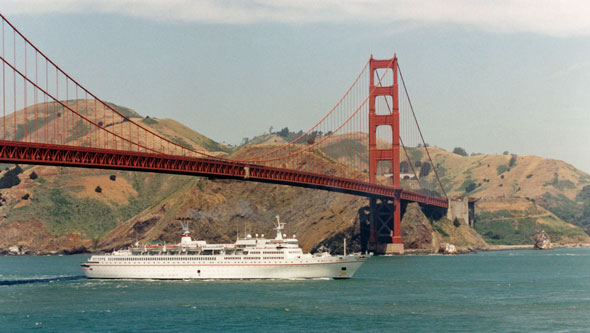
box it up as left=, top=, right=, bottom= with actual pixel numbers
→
left=366, top=196, right=405, bottom=255
left=447, top=198, right=476, bottom=227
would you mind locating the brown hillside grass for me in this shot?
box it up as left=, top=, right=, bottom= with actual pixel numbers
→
left=67, top=175, right=138, bottom=205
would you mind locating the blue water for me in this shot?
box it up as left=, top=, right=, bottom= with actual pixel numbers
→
left=2, top=248, right=590, bottom=332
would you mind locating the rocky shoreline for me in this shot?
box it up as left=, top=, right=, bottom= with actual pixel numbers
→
left=4, top=238, right=589, bottom=257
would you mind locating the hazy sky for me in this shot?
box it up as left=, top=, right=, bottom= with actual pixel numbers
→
left=3, top=1, right=590, bottom=172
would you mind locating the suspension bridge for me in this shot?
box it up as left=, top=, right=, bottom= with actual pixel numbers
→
left=0, top=14, right=472, bottom=254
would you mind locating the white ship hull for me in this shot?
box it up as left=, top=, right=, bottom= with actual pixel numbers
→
left=82, top=255, right=368, bottom=280
left=82, top=216, right=370, bottom=280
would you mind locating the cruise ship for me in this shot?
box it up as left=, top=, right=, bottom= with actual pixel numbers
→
left=81, top=217, right=369, bottom=280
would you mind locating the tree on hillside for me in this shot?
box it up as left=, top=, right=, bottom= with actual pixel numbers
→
left=419, top=162, right=431, bottom=178
left=509, top=154, right=517, bottom=167
left=278, top=127, right=290, bottom=138
left=400, top=161, right=409, bottom=173
left=306, top=132, right=317, bottom=145
left=0, top=165, right=22, bottom=189
left=452, top=147, right=468, bottom=156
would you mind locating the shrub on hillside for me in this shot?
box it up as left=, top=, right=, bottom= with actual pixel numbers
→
left=432, top=223, right=449, bottom=237
left=497, top=165, right=508, bottom=175
left=419, top=162, right=431, bottom=178
left=29, top=171, right=38, bottom=180
left=509, top=154, right=517, bottom=167
left=464, top=181, right=477, bottom=193
left=452, top=147, right=468, bottom=156
left=0, top=165, right=22, bottom=189
left=142, top=116, right=158, bottom=125
left=400, top=161, right=409, bottom=173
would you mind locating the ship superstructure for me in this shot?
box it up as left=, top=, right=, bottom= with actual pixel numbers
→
left=81, top=217, right=369, bottom=280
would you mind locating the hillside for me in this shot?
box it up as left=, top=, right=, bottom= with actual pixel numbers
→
left=418, top=147, right=590, bottom=238
left=1, top=101, right=589, bottom=254
left=234, top=132, right=590, bottom=246
left=474, top=198, right=589, bottom=245
left=0, top=101, right=230, bottom=253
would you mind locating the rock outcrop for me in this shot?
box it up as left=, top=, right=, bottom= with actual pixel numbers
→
left=401, top=203, right=441, bottom=253
left=533, top=230, right=553, bottom=250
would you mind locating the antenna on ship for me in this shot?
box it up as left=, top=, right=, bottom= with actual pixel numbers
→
left=176, top=217, right=193, bottom=238
left=274, top=215, right=286, bottom=240
left=176, top=216, right=195, bottom=247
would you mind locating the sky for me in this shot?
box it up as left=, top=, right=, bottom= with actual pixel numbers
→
left=3, top=0, right=590, bottom=172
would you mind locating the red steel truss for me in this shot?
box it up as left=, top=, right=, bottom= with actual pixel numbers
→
left=0, top=140, right=448, bottom=208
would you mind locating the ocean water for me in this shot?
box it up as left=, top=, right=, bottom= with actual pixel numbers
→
left=2, top=248, right=590, bottom=332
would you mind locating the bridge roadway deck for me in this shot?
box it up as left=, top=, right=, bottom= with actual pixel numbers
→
left=0, top=141, right=448, bottom=208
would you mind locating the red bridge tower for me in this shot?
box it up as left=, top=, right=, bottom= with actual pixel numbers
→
left=368, top=55, right=404, bottom=254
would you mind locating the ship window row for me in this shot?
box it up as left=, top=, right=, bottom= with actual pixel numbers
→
left=243, top=257, right=261, bottom=260
left=106, top=257, right=217, bottom=261
left=263, top=251, right=283, bottom=254
left=223, top=257, right=241, bottom=260
left=186, top=257, right=216, bottom=261
left=263, top=257, right=284, bottom=260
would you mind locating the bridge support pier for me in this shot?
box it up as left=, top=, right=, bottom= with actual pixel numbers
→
left=447, top=198, right=476, bottom=227
left=368, top=196, right=404, bottom=255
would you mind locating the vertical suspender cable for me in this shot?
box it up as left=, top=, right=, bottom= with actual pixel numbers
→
left=24, top=39, right=27, bottom=141
left=35, top=51, right=38, bottom=142
left=13, top=29, right=16, bottom=140
left=2, top=20, right=5, bottom=140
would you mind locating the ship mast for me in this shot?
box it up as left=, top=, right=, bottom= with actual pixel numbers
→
left=274, top=215, right=286, bottom=240
left=176, top=217, right=194, bottom=245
